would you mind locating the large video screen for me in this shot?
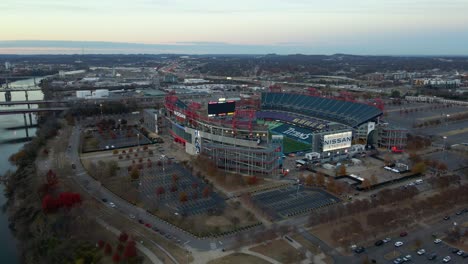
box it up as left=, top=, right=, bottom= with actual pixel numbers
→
left=208, top=101, right=236, bottom=116
left=323, top=131, right=352, bottom=152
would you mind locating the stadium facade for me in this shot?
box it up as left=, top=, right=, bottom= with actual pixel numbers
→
left=164, top=91, right=385, bottom=177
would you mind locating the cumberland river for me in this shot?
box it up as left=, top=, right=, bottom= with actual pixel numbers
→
left=0, top=78, right=44, bottom=263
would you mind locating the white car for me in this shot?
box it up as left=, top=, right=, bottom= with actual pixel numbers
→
left=417, top=249, right=426, bottom=255
left=402, top=255, right=411, bottom=261
left=109, top=202, right=116, bottom=208
left=129, top=214, right=135, bottom=219
left=434, top=238, right=442, bottom=244
left=394, top=241, right=404, bottom=247
left=443, top=256, right=451, bottom=262
left=383, top=237, right=392, bottom=243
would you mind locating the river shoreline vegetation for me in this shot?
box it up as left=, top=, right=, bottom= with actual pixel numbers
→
left=3, top=114, right=109, bottom=264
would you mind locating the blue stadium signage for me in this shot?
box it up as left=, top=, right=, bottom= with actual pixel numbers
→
left=272, top=124, right=313, bottom=144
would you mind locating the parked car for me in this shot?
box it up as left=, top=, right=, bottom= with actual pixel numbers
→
left=395, top=241, right=404, bottom=247
left=402, top=255, right=411, bottom=262
left=101, top=198, right=108, bottom=202
left=400, top=231, right=408, bottom=237
left=393, top=258, right=403, bottom=264
left=443, top=256, right=451, bottom=263
left=427, top=253, right=437, bottom=260
left=354, top=246, right=365, bottom=254
left=450, top=248, right=459, bottom=254
left=109, top=202, right=116, bottom=208
left=444, top=216, right=451, bottom=220
left=383, top=237, right=392, bottom=243
left=129, top=214, right=135, bottom=219
left=144, top=223, right=151, bottom=228
left=456, top=250, right=464, bottom=256
left=455, top=210, right=462, bottom=215
left=138, top=219, right=144, bottom=224
left=417, top=249, right=426, bottom=255
left=434, top=238, right=442, bottom=244
left=374, top=240, right=384, bottom=246
left=71, top=163, right=76, bottom=169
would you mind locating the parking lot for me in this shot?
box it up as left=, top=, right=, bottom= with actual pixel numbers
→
left=252, top=186, right=340, bottom=220
left=138, top=162, right=225, bottom=216
left=358, top=212, right=468, bottom=264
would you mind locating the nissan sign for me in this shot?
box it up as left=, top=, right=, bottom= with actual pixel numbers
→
left=323, top=132, right=352, bottom=151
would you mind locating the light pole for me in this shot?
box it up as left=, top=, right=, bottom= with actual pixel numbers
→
left=99, top=104, right=103, bottom=120
left=443, top=136, right=447, bottom=160
left=137, top=133, right=140, bottom=147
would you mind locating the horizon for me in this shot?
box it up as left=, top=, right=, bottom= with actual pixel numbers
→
left=1, top=0, right=468, bottom=55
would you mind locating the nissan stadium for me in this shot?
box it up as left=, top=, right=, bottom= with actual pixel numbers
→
left=164, top=91, right=385, bottom=177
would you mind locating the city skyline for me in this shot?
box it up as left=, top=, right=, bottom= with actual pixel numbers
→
left=1, top=0, right=468, bottom=55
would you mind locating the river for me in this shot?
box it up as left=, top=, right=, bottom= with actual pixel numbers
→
left=0, top=77, right=44, bottom=263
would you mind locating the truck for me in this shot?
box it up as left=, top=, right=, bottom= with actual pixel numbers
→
left=305, top=152, right=321, bottom=160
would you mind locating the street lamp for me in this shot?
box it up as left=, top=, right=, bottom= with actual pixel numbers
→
left=99, top=104, right=103, bottom=120
left=443, top=136, right=447, bottom=160
left=137, top=133, right=140, bottom=147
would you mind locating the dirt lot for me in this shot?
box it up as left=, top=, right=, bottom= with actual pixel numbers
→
left=250, top=239, right=305, bottom=263
left=207, top=253, right=270, bottom=264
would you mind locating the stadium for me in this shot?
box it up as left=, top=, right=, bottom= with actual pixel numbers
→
left=164, top=90, right=384, bottom=177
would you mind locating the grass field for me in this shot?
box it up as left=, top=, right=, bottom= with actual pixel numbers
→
left=282, top=136, right=311, bottom=154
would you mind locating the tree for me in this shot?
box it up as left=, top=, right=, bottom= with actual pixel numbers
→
left=411, top=162, right=427, bottom=174
left=113, top=149, right=119, bottom=155
left=123, top=241, right=137, bottom=259
left=305, top=174, right=315, bottom=186
left=172, top=173, right=179, bottom=184
left=104, top=243, right=113, bottom=255
left=156, top=186, right=165, bottom=197
left=179, top=192, right=188, bottom=202
left=202, top=186, right=211, bottom=197
left=118, top=232, right=129, bottom=243
left=337, top=165, right=347, bottom=176
left=130, top=167, right=140, bottom=180
left=391, top=90, right=401, bottom=98
left=370, top=174, right=378, bottom=185
left=247, top=175, right=258, bottom=185
left=361, top=179, right=371, bottom=190
left=97, top=240, right=105, bottom=249
left=231, top=216, right=240, bottom=227
left=316, top=172, right=325, bottom=186
left=112, top=253, right=121, bottom=263
left=327, top=177, right=336, bottom=193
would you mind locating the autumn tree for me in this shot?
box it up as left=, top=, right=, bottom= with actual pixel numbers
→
left=123, top=241, right=137, bottom=259
left=370, top=174, right=378, bottom=185
left=130, top=167, right=140, bottom=180
left=361, top=179, right=371, bottom=190
left=337, top=165, right=347, bottom=176
left=112, top=253, right=121, bottom=263
left=411, top=162, right=427, bottom=174
left=202, top=186, right=211, bottom=197
left=179, top=191, right=188, bottom=202
left=305, top=174, right=315, bottom=186
left=316, top=172, right=325, bottom=186
left=327, top=177, right=337, bottom=193
left=156, top=186, right=165, bottom=197
left=118, top=232, right=129, bottom=243
left=247, top=175, right=258, bottom=185
left=104, top=243, right=113, bottom=255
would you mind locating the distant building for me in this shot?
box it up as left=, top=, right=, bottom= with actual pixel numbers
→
left=184, top=78, right=208, bottom=84
left=4, top=61, right=11, bottom=70
left=377, top=124, right=407, bottom=150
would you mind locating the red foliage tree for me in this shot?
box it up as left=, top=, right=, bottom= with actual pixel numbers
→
left=98, top=240, right=105, bottom=249
left=172, top=174, right=179, bottom=184
left=157, top=160, right=162, bottom=166
left=112, top=253, right=121, bottom=263
left=179, top=192, right=188, bottom=202
left=156, top=186, right=165, bottom=196
left=104, top=243, right=113, bottom=255
left=170, top=185, right=178, bottom=193
left=191, top=182, right=199, bottom=189
left=117, top=243, right=124, bottom=252
left=202, top=186, right=211, bottom=198
left=58, top=192, right=82, bottom=208
left=118, top=232, right=129, bottom=243
left=247, top=176, right=258, bottom=185
left=123, top=241, right=137, bottom=259
left=42, top=194, right=59, bottom=213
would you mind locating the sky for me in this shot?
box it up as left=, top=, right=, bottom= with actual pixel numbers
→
left=1, top=0, right=468, bottom=55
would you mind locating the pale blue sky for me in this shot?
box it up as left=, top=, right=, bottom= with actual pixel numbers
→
left=1, top=0, right=468, bottom=54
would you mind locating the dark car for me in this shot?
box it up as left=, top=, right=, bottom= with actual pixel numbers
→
left=427, top=253, right=437, bottom=260
left=138, top=219, right=144, bottom=224
left=400, top=231, right=408, bottom=237
left=71, top=163, right=76, bottom=169
left=455, top=211, right=462, bottom=215
left=152, top=227, right=159, bottom=232
left=462, top=253, right=468, bottom=258
left=374, top=240, right=384, bottom=246
left=354, top=246, right=365, bottom=254
left=101, top=198, right=108, bottom=202
left=451, top=248, right=459, bottom=254
left=444, top=216, right=451, bottom=220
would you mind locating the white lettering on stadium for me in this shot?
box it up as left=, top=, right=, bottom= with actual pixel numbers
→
left=282, top=127, right=312, bottom=140
left=174, top=111, right=186, bottom=119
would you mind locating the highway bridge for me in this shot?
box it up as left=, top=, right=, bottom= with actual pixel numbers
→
left=0, top=100, right=67, bottom=106
left=0, top=107, right=69, bottom=116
